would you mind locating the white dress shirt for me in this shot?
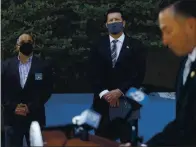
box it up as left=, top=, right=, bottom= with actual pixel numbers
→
left=99, top=33, right=125, bottom=98
left=183, top=47, right=196, bottom=85
left=18, top=55, right=33, bottom=88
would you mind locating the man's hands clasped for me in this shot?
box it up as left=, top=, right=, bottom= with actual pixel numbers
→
left=103, top=89, right=123, bottom=107
left=15, top=103, right=29, bottom=116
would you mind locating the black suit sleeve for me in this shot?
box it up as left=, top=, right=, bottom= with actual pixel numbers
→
left=89, top=42, right=106, bottom=96
left=147, top=111, right=196, bottom=146
left=118, top=41, right=147, bottom=93
left=1, top=59, right=18, bottom=113
left=146, top=120, right=177, bottom=146
left=146, top=79, right=196, bottom=146
left=27, top=61, right=53, bottom=112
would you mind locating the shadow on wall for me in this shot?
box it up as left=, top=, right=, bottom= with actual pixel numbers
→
left=144, top=48, right=181, bottom=90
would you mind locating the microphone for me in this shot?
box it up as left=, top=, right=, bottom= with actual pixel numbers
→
left=72, top=109, right=101, bottom=129
left=29, top=121, right=44, bottom=147
left=40, top=109, right=101, bottom=142
left=72, top=109, right=101, bottom=141
left=125, top=87, right=148, bottom=108
left=125, top=88, right=148, bottom=146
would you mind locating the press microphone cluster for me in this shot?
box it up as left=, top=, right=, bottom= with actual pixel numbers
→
left=72, top=109, right=102, bottom=141
left=29, top=88, right=147, bottom=146
left=29, top=109, right=102, bottom=146
left=125, top=87, right=148, bottom=146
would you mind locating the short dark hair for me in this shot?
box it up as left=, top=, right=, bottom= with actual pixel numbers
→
left=105, top=8, right=125, bottom=22
left=159, top=0, right=196, bottom=18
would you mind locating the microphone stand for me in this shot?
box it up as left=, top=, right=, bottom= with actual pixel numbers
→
left=74, top=122, right=94, bottom=141
left=74, top=126, right=89, bottom=141
left=123, top=96, right=143, bottom=146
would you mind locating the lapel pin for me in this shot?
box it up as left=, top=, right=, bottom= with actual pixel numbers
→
left=190, top=71, right=195, bottom=78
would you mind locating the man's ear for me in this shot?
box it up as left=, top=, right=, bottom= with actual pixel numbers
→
left=15, top=37, right=20, bottom=51
left=187, top=18, right=196, bottom=30
left=185, top=18, right=196, bottom=34
left=123, top=20, right=126, bottom=28
left=15, top=45, right=20, bottom=53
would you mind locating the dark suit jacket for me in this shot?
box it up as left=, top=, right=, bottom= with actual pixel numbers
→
left=146, top=57, right=196, bottom=146
left=89, top=35, right=147, bottom=115
left=1, top=55, right=53, bottom=127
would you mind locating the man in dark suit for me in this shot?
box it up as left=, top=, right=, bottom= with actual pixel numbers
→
left=89, top=8, right=147, bottom=144
left=132, top=1, right=196, bottom=147
left=1, top=33, right=53, bottom=147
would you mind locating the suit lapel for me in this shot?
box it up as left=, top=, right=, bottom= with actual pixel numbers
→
left=176, top=57, right=187, bottom=99
left=23, top=56, right=38, bottom=89
left=103, top=35, right=131, bottom=67
left=184, top=60, right=196, bottom=89
left=116, top=36, right=129, bottom=64
left=177, top=59, right=196, bottom=112
left=12, top=57, right=22, bottom=89
left=116, top=36, right=133, bottom=68
left=176, top=57, right=187, bottom=114
left=103, top=36, right=113, bottom=67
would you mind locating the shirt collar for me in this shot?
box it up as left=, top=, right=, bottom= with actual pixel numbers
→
left=18, top=54, right=33, bottom=63
left=188, top=47, right=196, bottom=62
left=109, top=33, right=125, bottom=43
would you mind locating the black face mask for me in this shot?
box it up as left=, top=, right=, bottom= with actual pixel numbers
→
left=19, top=43, right=33, bottom=56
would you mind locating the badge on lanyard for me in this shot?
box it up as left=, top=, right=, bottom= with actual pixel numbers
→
left=35, top=73, right=43, bottom=80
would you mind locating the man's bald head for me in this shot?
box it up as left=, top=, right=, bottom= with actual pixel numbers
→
left=16, top=33, right=34, bottom=56
left=16, top=34, right=34, bottom=51
left=158, top=0, right=196, bottom=56
left=17, top=34, right=33, bottom=45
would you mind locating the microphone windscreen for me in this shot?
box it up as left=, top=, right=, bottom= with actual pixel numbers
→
left=30, top=121, right=43, bottom=147
left=72, top=109, right=101, bottom=129
left=84, top=109, right=101, bottom=129
left=125, top=87, right=149, bottom=106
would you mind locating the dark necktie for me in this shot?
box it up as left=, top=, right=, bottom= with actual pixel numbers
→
left=111, top=40, right=118, bottom=68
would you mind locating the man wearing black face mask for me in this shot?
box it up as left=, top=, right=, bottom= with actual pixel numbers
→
left=89, top=8, right=147, bottom=144
left=1, top=33, right=53, bottom=147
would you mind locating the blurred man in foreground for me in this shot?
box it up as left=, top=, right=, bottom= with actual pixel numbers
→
left=120, top=0, right=196, bottom=146
left=2, top=33, right=53, bottom=147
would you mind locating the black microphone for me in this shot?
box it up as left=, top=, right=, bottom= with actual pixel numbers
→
left=72, top=109, right=102, bottom=141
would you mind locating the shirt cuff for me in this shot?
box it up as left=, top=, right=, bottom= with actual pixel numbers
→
left=117, top=89, right=124, bottom=96
left=99, top=90, right=109, bottom=99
